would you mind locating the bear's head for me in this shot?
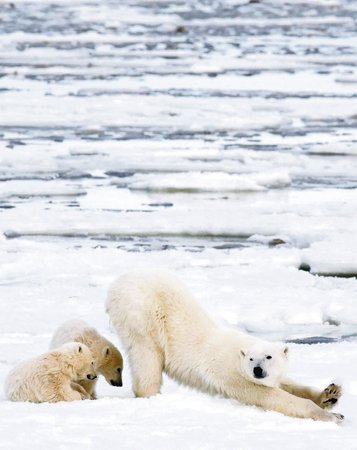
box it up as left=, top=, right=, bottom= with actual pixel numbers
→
left=240, top=344, right=288, bottom=387
left=98, top=344, right=123, bottom=387
left=60, top=342, right=97, bottom=382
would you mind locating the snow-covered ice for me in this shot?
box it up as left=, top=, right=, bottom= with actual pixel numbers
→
left=0, top=0, right=357, bottom=448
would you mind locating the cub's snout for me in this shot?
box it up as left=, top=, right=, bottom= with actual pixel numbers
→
left=87, top=373, right=97, bottom=380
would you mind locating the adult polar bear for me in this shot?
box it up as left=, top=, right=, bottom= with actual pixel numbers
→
left=106, top=271, right=343, bottom=423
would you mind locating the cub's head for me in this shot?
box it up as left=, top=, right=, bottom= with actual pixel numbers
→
left=99, top=345, right=123, bottom=388
left=60, top=342, right=97, bottom=382
left=240, top=344, right=288, bottom=387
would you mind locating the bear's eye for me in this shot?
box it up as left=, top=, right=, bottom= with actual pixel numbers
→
left=249, top=358, right=253, bottom=362
left=266, top=355, right=272, bottom=360
left=117, top=368, right=121, bottom=373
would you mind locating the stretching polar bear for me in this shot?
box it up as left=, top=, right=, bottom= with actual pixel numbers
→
left=50, top=319, right=123, bottom=399
left=5, top=342, right=97, bottom=403
left=106, top=271, right=343, bottom=423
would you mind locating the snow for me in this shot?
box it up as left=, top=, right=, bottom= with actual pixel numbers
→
left=129, top=171, right=291, bottom=192
left=0, top=0, right=357, bottom=448
left=1, top=339, right=356, bottom=449
left=1, top=243, right=356, bottom=449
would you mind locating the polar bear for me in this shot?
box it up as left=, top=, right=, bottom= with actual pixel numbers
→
left=5, top=342, right=97, bottom=403
left=50, top=319, right=123, bottom=399
left=106, top=271, right=343, bottom=423
left=240, top=343, right=289, bottom=387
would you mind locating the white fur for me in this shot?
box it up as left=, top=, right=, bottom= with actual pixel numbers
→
left=106, top=270, right=344, bottom=422
left=5, top=342, right=96, bottom=403
left=240, top=344, right=288, bottom=387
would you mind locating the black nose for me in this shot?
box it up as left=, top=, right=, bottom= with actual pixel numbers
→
left=253, top=366, right=264, bottom=378
left=87, top=374, right=97, bottom=380
left=110, top=379, right=123, bottom=387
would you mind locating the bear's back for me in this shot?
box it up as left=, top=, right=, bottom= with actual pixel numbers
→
left=50, top=319, right=100, bottom=350
left=4, top=352, right=59, bottom=401
left=106, top=270, right=217, bottom=346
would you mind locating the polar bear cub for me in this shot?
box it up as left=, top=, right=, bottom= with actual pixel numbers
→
left=50, top=319, right=123, bottom=399
left=5, top=342, right=96, bottom=403
left=106, top=271, right=343, bottom=423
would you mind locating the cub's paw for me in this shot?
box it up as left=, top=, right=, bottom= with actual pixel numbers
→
left=80, top=391, right=91, bottom=400
left=318, top=383, right=342, bottom=410
left=331, top=412, right=344, bottom=424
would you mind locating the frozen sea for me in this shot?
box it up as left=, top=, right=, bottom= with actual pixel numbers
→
left=0, top=0, right=357, bottom=448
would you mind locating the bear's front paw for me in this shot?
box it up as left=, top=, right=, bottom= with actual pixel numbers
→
left=319, top=383, right=342, bottom=409
left=80, top=392, right=91, bottom=400
left=331, top=412, right=344, bottom=424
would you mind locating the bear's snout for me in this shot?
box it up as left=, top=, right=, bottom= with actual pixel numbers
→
left=110, top=379, right=123, bottom=387
left=87, top=373, right=97, bottom=380
left=253, top=366, right=265, bottom=379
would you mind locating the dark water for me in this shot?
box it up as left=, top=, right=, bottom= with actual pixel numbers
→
left=1, top=0, right=357, bottom=254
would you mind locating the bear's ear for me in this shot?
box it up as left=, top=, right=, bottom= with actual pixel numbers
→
left=240, top=350, right=246, bottom=357
left=78, top=345, right=82, bottom=353
left=283, top=346, right=289, bottom=357
left=103, top=347, right=111, bottom=358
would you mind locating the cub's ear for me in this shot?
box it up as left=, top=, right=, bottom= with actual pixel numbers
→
left=103, top=347, right=112, bottom=358
left=78, top=345, right=82, bottom=353
left=240, top=350, right=246, bottom=357
left=283, top=346, right=289, bottom=357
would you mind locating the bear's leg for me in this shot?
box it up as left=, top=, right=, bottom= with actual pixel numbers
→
left=128, top=339, right=163, bottom=398
left=280, top=378, right=342, bottom=409
left=47, top=384, right=83, bottom=402
left=237, top=385, right=344, bottom=422
left=76, top=379, right=97, bottom=400
left=71, top=381, right=92, bottom=400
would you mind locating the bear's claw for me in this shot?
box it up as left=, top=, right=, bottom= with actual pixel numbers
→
left=332, top=413, right=344, bottom=424
left=319, top=383, right=342, bottom=410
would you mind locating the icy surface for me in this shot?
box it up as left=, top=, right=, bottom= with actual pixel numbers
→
left=0, top=0, right=357, bottom=448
